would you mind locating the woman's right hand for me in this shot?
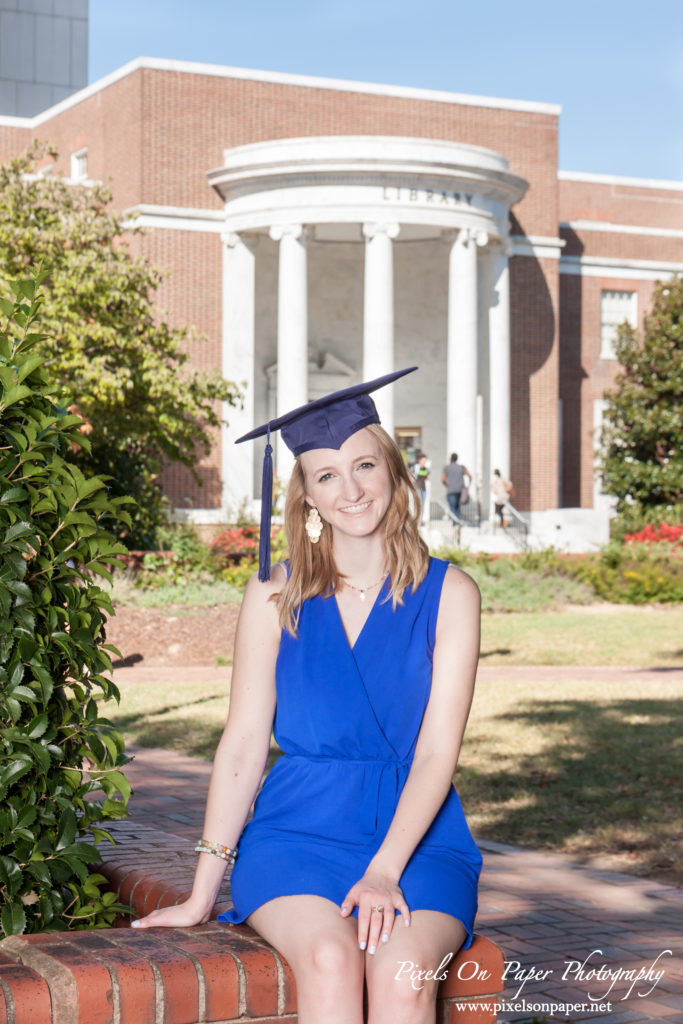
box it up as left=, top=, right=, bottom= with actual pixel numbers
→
left=131, top=897, right=212, bottom=929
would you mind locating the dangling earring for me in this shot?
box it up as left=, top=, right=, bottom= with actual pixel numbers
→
left=305, top=506, right=323, bottom=543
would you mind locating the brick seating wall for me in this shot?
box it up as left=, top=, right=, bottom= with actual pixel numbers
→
left=0, top=823, right=504, bottom=1023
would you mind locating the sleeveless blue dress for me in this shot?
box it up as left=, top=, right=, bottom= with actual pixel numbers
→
left=218, top=556, right=482, bottom=948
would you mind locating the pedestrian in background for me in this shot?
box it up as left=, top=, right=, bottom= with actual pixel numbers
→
left=441, top=454, right=471, bottom=520
left=491, top=468, right=513, bottom=528
left=414, top=451, right=430, bottom=521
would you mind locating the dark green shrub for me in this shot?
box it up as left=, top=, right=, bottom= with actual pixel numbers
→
left=0, top=276, right=132, bottom=934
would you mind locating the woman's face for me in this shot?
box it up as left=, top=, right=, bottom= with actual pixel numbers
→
left=300, top=428, right=392, bottom=540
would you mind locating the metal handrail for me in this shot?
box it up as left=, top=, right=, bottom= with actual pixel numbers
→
left=493, top=501, right=529, bottom=550
left=427, top=498, right=462, bottom=545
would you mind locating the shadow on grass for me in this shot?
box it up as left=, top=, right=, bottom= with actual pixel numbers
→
left=116, top=695, right=285, bottom=768
left=115, top=694, right=228, bottom=760
left=459, top=697, right=683, bottom=885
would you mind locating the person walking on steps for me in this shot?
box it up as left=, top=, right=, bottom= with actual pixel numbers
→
left=491, top=468, right=513, bottom=528
left=441, top=453, right=471, bottom=520
left=413, top=451, right=430, bottom=522
left=132, top=367, right=482, bottom=1024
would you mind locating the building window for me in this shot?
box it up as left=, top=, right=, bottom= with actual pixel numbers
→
left=70, top=148, right=88, bottom=182
left=600, top=290, right=637, bottom=360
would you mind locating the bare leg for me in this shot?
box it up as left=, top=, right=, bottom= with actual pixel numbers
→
left=365, top=910, right=467, bottom=1024
left=247, top=894, right=365, bottom=1024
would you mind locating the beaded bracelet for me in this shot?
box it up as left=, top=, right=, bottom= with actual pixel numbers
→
left=195, top=838, right=238, bottom=863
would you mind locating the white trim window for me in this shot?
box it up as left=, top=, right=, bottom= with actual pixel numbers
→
left=70, top=147, right=88, bottom=182
left=600, top=289, right=637, bottom=359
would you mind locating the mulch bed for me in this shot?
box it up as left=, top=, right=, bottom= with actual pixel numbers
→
left=106, top=603, right=240, bottom=667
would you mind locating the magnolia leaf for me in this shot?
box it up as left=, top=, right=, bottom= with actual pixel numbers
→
left=0, top=902, right=26, bottom=936
left=0, top=757, right=33, bottom=792
left=1, top=384, right=32, bottom=410
left=55, top=807, right=77, bottom=852
left=0, top=486, right=28, bottom=504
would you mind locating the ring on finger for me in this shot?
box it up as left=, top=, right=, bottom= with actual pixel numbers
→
left=372, top=904, right=384, bottom=913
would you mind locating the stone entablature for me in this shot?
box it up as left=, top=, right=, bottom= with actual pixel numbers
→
left=207, top=136, right=527, bottom=243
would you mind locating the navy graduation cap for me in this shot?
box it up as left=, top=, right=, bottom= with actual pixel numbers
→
left=236, top=366, right=418, bottom=580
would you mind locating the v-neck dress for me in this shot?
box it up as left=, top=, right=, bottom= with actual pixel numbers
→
left=217, top=556, right=482, bottom=948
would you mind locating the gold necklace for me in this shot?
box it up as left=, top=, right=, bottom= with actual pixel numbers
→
left=343, top=570, right=388, bottom=601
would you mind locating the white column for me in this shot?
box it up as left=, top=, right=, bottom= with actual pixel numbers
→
left=270, top=224, right=308, bottom=477
left=362, top=222, right=399, bottom=433
left=488, top=241, right=511, bottom=480
left=446, top=228, right=484, bottom=496
left=222, top=232, right=256, bottom=516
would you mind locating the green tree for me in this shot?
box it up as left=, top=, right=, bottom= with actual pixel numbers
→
left=0, top=143, right=241, bottom=546
left=1, top=275, right=131, bottom=933
left=600, top=276, right=683, bottom=530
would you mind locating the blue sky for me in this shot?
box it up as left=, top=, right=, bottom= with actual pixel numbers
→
left=89, top=0, right=683, bottom=181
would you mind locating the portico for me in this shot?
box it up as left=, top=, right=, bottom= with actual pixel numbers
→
left=207, top=136, right=527, bottom=516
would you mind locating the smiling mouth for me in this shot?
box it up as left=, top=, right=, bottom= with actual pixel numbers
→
left=339, top=500, right=372, bottom=515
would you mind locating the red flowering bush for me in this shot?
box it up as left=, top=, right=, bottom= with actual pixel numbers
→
left=210, top=526, right=259, bottom=566
left=625, top=523, right=683, bottom=548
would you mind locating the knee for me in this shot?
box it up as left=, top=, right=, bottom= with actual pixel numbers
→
left=368, top=956, right=438, bottom=1015
left=297, top=932, right=362, bottom=984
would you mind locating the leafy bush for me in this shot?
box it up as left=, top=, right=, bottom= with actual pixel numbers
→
left=435, top=549, right=594, bottom=612
left=1, top=276, right=132, bottom=934
left=212, top=527, right=289, bottom=586
left=210, top=525, right=259, bottom=566
left=609, top=501, right=683, bottom=544
left=437, top=543, right=683, bottom=607
left=599, top=276, right=683, bottom=513
left=563, top=541, right=683, bottom=604
left=0, top=143, right=242, bottom=549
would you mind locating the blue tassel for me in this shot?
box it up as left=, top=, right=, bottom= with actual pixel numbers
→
left=258, top=427, right=273, bottom=582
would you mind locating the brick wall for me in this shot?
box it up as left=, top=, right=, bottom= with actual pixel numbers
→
left=510, top=255, right=559, bottom=510
left=137, top=68, right=558, bottom=236
left=560, top=178, right=683, bottom=231
left=559, top=273, right=656, bottom=508
left=139, top=228, right=224, bottom=508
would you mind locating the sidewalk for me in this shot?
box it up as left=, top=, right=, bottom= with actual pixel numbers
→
left=113, top=664, right=683, bottom=1024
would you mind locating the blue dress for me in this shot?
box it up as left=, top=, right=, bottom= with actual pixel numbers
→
left=218, top=556, right=482, bottom=948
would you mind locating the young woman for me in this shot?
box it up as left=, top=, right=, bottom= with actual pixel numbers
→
left=132, top=369, right=482, bottom=1024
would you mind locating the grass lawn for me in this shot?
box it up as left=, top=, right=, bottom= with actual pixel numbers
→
left=460, top=672, right=683, bottom=886
left=110, top=679, right=229, bottom=762
left=481, top=605, right=683, bottom=666
left=109, top=644, right=683, bottom=886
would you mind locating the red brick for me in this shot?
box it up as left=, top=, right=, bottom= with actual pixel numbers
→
left=148, top=929, right=240, bottom=1021
left=117, top=869, right=150, bottom=908
left=0, top=964, right=52, bottom=1024
left=116, top=932, right=199, bottom=1024
left=61, top=934, right=157, bottom=1024
left=194, top=929, right=279, bottom=1017
left=35, top=944, right=113, bottom=1024
left=438, top=934, right=505, bottom=998
left=282, top=957, right=297, bottom=1014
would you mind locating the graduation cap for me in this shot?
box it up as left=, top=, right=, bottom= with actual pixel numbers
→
left=236, top=366, right=418, bottom=580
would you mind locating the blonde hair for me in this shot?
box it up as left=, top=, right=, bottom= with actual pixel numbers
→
left=274, top=424, right=430, bottom=635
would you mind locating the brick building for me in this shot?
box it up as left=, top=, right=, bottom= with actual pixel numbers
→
left=1, top=58, right=681, bottom=544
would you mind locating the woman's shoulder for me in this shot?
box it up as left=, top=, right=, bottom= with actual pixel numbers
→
left=240, top=562, right=287, bottom=616
left=425, top=555, right=480, bottom=603
left=439, top=559, right=481, bottom=610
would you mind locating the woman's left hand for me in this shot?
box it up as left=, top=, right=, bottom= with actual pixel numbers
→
left=340, top=870, right=411, bottom=953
